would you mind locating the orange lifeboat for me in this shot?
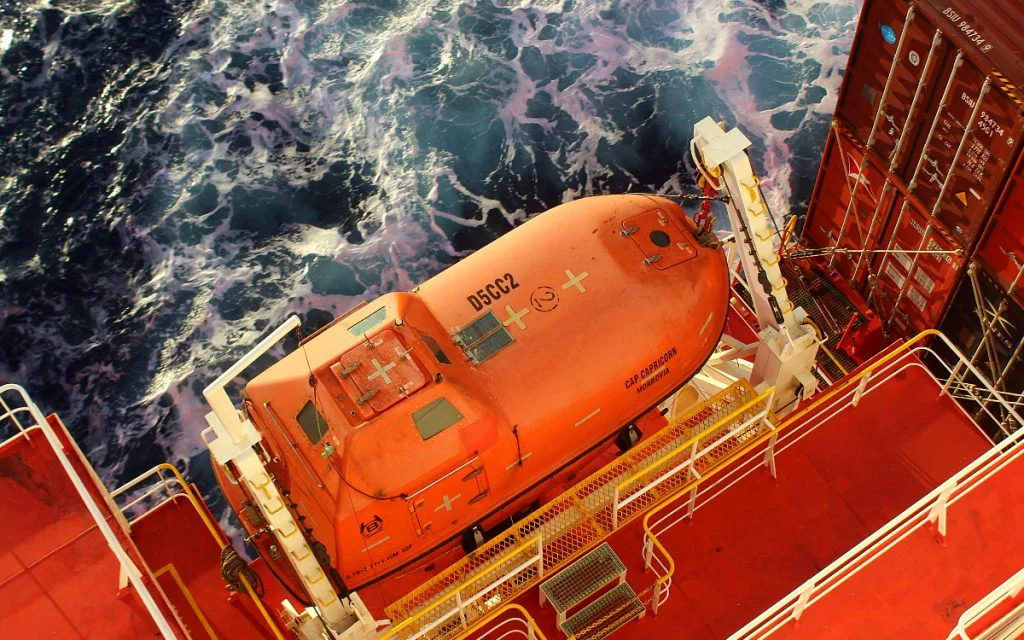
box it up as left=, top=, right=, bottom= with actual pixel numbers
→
left=213, top=194, right=729, bottom=592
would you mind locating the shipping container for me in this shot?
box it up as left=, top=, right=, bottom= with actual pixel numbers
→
left=800, top=126, right=898, bottom=289
left=901, top=47, right=1024, bottom=247
left=835, top=0, right=951, bottom=168
left=934, top=262, right=1024, bottom=439
left=977, top=150, right=1024, bottom=306
left=834, top=0, right=1024, bottom=249
left=865, top=194, right=966, bottom=336
left=917, top=0, right=1024, bottom=88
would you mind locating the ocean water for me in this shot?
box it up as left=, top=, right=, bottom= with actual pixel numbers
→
left=0, top=0, right=859, bottom=511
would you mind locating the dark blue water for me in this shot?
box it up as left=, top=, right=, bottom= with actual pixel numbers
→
left=0, top=0, right=859, bottom=522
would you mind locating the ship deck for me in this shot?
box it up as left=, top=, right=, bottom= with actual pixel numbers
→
left=0, top=402, right=285, bottom=639
left=760, top=451, right=1024, bottom=639
left=471, top=358, right=995, bottom=639
left=0, top=425, right=168, bottom=639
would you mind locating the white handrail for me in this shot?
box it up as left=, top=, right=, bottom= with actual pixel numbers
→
left=730, top=332, right=1024, bottom=639
left=616, top=402, right=773, bottom=517
left=203, top=314, right=300, bottom=444
left=948, top=567, right=1024, bottom=640
left=111, top=464, right=189, bottom=523
left=632, top=391, right=776, bottom=614
left=0, top=384, right=178, bottom=640
left=472, top=615, right=540, bottom=640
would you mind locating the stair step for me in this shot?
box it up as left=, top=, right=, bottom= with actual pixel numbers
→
left=560, top=582, right=645, bottom=640
left=541, top=542, right=625, bottom=614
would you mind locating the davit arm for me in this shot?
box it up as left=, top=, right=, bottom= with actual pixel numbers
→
left=691, top=116, right=821, bottom=412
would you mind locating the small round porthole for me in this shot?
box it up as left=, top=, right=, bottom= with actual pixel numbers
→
left=649, top=229, right=671, bottom=247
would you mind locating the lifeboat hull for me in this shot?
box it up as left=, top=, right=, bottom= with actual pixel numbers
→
left=216, top=194, right=729, bottom=593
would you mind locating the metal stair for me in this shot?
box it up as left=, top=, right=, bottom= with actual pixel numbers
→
left=561, top=582, right=645, bottom=640
left=540, top=543, right=627, bottom=626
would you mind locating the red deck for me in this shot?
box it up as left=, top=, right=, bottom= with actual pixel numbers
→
left=0, top=349, right=1009, bottom=640
left=129, top=492, right=287, bottom=640
left=0, top=415, right=286, bottom=640
left=764, top=446, right=1024, bottom=639
left=0, top=427, right=167, bottom=639
left=486, top=364, right=993, bottom=639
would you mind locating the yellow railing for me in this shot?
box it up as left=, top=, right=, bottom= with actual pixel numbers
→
left=614, top=386, right=775, bottom=529
left=462, top=604, right=548, bottom=640
left=113, top=462, right=286, bottom=640
left=383, top=380, right=774, bottom=640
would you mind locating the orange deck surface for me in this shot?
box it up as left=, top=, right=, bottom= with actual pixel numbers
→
left=489, top=365, right=993, bottom=639
left=129, top=492, right=286, bottom=640
left=0, top=430, right=165, bottom=639
left=766, top=451, right=1024, bottom=639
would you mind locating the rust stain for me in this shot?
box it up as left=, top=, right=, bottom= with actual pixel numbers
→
left=0, top=453, right=59, bottom=507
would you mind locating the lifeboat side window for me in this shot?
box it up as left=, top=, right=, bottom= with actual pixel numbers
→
left=296, top=401, right=328, bottom=444
left=416, top=329, right=452, bottom=365
left=452, top=311, right=514, bottom=364
left=412, top=397, right=464, bottom=440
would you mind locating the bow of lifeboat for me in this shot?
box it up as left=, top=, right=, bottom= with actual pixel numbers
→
left=216, top=194, right=729, bottom=593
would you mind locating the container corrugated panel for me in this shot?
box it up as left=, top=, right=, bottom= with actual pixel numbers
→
left=936, top=262, right=1024, bottom=439
left=834, top=0, right=1024, bottom=249
left=900, top=48, right=1024, bottom=247
left=835, top=0, right=951, bottom=168
left=800, top=126, right=898, bottom=290
left=865, top=194, right=966, bottom=336
left=977, top=151, right=1024, bottom=306
left=916, top=1, right=1024, bottom=89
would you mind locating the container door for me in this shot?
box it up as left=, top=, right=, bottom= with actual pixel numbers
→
left=901, top=52, right=1024, bottom=247
left=977, top=164, right=1024, bottom=306
left=836, top=0, right=948, bottom=165
left=866, top=195, right=966, bottom=336
left=802, top=128, right=898, bottom=289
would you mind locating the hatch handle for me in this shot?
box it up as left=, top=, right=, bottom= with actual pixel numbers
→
left=405, top=455, right=481, bottom=502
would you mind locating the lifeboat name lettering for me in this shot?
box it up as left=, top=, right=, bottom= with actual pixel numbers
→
left=624, top=347, right=678, bottom=393
left=467, top=273, right=520, bottom=311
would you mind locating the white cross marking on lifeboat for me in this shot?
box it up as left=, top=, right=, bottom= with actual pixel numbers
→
left=503, top=304, right=530, bottom=330
left=561, top=269, right=590, bottom=293
left=367, top=358, right=397, bottom=385
left=434, top=493, right=462, bottom=512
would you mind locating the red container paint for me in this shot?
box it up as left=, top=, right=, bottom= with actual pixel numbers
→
left=834, top=0, right=1024, bottom=248
left=865, top=194, right=966, bottom=336
left=801, top=126, right=898, bottom=290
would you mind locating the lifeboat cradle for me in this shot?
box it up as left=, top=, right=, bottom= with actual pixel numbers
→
left=4, top=118, right=1024, bottom=640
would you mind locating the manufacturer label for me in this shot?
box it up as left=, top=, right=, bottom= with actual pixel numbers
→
left=893, top=246, right=912, bottom=271
left=915, top=268, right=936, bottom=293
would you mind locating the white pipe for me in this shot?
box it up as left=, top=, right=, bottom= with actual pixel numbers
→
left=203, top=315, right=301, bottom=443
